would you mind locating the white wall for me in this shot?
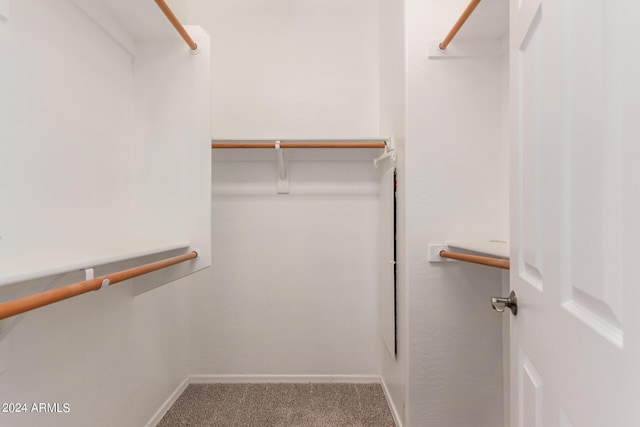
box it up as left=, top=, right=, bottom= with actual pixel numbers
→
left=130, top=28, right=212, bottom=291
left=0, top=0, right=135, bottom=257
left=378, top=0, right=408, bottom=424
left=0, top=2, right=208, bottom=426
left=191, top=186, right=381, bottom=376
left=186, top=0, right=383, bottom=378
left=404, top=0, right=508, bottom=425
left=188, top=0, right=379, bottom=139
left=0, top=0, right=210, bottom=283
left=0, top=267, right=190, bottom=427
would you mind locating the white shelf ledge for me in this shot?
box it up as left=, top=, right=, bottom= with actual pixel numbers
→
left=427, top=39, right=504, bottom=59
left=0, top=241, right=190, bottom=287
left=445, top=240, right=509, bottom=259
left=212, top=148, right=385, bottom=163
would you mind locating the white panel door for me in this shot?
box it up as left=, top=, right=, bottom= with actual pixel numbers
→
left=509, top=0, right=640, bottom=426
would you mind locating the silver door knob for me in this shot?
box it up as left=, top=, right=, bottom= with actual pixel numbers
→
left=491, top=290, right=518, bottom=316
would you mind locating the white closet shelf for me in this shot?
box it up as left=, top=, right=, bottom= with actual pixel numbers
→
left=428, top=240, right=509, bottom=269
left=0, top=240, right=190, bottom=287
left=212, top=148, right=386, bottom=163
left=445, top=240, right=509, bottom=259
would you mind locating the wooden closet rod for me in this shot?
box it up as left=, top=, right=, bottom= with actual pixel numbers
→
left=439, top=0, right=481, bottom=50
left=212, top=141, right=386, bottom=149
left=0, top=251, right=198, bottom=320
left=439, top=250, right=510, bottom=270
left=154, top=0, right=198, bottom=51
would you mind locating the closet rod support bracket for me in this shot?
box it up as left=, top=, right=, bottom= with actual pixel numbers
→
left=275, top=141, right=289, bottom=194
left=428, top=244, right=453, bottom=262
left=374, top=150, right=396, bottom=167
left=374, top=136, right=397, bottom=167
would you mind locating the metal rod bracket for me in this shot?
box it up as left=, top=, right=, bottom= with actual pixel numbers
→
left=275, top=141, right=289, bottom=194
left=373, top=136, right=397, bottom=167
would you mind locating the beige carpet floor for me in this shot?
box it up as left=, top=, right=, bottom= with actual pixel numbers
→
left=157, top=383, right=396, bottom=427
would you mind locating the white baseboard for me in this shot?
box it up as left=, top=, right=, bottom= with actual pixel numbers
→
left=380, top=377, right=403, bottom=427
left=189, top=374, right=381, bottom=384
left=145, top=377, right=189, bottom=427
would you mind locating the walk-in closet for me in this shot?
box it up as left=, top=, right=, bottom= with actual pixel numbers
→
left=1, top=0, right=638, bottom=426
